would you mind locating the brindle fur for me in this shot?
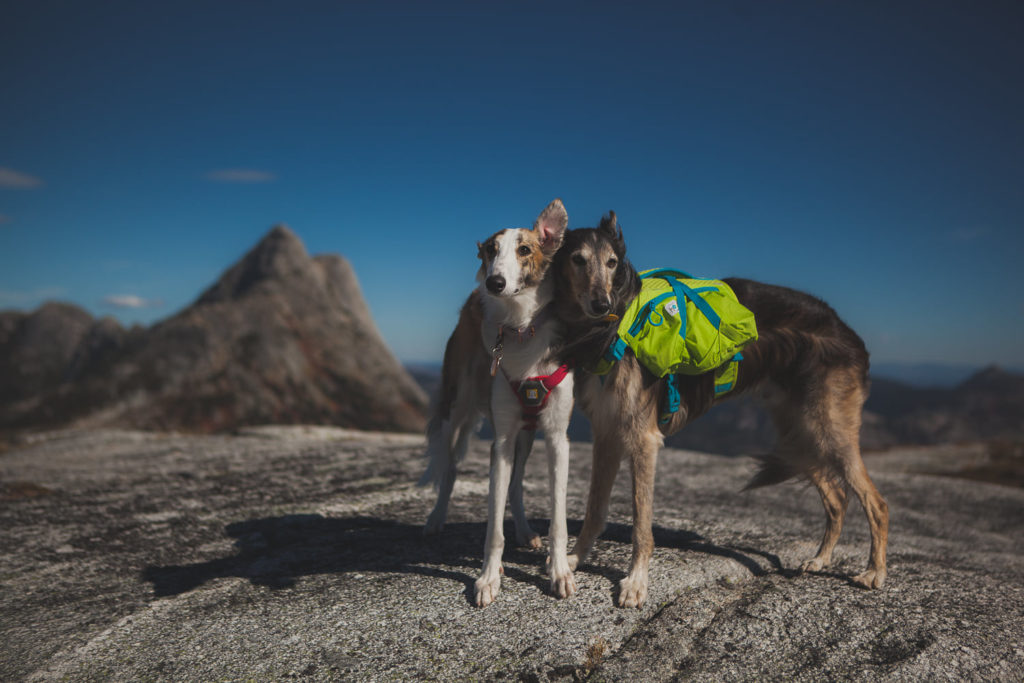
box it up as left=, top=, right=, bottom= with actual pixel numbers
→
left=436, top=290, right=486, bottom=423
left=555, top=213, right=889, bottom=608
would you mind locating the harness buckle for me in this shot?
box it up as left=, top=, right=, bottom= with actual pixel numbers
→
left=515, top=379, right=549, bottom=408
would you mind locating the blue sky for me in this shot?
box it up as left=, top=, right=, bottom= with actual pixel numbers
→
left=2, top=1, right=1022, bottom=366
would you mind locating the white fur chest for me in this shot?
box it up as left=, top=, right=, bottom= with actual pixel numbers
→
left=479, top=287, right=562, bottom=378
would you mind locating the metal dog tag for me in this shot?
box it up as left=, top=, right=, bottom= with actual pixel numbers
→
left=490, top=343, right=503, bottom=377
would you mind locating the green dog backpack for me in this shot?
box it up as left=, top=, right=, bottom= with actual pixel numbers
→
left=593, top=268, right=759, bottom=421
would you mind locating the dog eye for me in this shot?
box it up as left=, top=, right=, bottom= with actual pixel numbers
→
left=487, top=244, right=497, bottom=258
left=571, top=253, right=586, bottom=266
left=518, top=246, right=531, bottom=256
left=607, top=258, right=618, bottom=268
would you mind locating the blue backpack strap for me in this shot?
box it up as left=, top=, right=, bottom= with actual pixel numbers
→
left=603, top=336, right=628, bottom=364
left=642, top=267, right=696, bottom=281
left=642, top=269, right=724, bottom=340
left=670, top=277, right=721, bottom=331
left=627, top=292, right=674, bottom=337
left=660, top=374, right=680, bottom=424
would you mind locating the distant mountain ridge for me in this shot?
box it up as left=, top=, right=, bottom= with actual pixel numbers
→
left=5, top=233, right=1021, bottom=452
left=861, top=365, right=1024, bottom=448
left=868, top=361, right=1017, bottom=388
left=0, top=226, right=428, bottom=437
left=405, top=364, right=1024, bottom=455
left=660, top=365, right=1024, bottom=454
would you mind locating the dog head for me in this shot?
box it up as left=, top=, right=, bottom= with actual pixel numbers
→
left=476, top=199, right=568, bottom=297
left=555, top=211, right=640, bottom=321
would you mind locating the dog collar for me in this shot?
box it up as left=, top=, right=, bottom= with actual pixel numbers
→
left=502, top=304, right=553, bottom=341
left=489, top=304, right=554, bottom=377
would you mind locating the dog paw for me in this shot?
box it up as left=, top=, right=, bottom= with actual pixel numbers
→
left=545, top=555, right=577, bottom=599
left=475, top=573, right=501, bottom=607
left=800, top=557, right=828, bottom=573
left=852, top=568, right=886, bottom=589
left=618, top=576, right=648, bottom=608
left=423, top=511, right=445, bottom=536
left=517, top=531, right=543, bottom=550
left=566, top=554, right=579, bottom=571
left=550, top=570, right=577, bottom=600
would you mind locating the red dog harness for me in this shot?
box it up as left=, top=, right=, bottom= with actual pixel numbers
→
left=489, top=308, right=571, bottom=430
left=502, top=364, right=572, bottom=431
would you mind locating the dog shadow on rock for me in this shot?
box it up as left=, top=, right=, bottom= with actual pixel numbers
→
left=568, top=519, right=784, bottom=582
left=144, top=515, right=487, bottom=599
left=144, top=514, right=782, bottom=605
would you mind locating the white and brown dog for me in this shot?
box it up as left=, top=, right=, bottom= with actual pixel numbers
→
left=420, top=199, right=577, bottom=607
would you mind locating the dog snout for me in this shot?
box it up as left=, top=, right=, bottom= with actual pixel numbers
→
left=590, top=298, right=611, bottom=315
left=486, top=275, right=507, bottom=294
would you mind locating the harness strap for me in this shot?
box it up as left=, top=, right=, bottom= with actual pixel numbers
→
left=659, top=374, right=681, bottom=424
left=503, top=363, right=572, bottom=430
left=603, top=337, right=628, bottom=367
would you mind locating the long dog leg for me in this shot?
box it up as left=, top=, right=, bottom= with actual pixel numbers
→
left=544, top=427, right=576, bottom=599
left=825, top=367, right=888, bottom=588
left=423, top=418, right=458, bottom=535
left=846, top=456, right=889, bottom=588
left=509, top=429, right=541, bottom=548
left=475, top=434, right=515, bottom=607
left=567, top=431, right=623, bottom=570
left=539, top=380, right=576, bottom=599
left=619, top=431, right=660, bottom=608
left=801, top=469, right=850, bottom=573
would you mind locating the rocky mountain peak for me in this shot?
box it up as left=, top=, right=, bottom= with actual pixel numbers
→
left=196, top=224, right=314, bottom=305
left=0, top=225, right=428, bottom=436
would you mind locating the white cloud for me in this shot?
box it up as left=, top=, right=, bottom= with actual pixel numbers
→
left=0, top=167, right=44, bottom=189
left=102, top=294, right=164, bottom=309
left=204, top=169, right=277, bottom=183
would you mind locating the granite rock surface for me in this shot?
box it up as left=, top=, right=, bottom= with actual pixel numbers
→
left=1, top=428, right=1021, bottom=681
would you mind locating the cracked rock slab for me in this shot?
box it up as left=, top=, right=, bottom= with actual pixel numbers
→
left=1, top=428, right=1022, bottom=681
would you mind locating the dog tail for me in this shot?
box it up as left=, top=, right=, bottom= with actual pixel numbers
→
left=742, top=452, right=799, bottom=490
left=417, top=412, right=449, bottom=489
left=418, top=408, right=480, bottom=489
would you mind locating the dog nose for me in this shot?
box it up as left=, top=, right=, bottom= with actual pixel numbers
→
left=486, top=275, right=506, bottom=294
left=591, top=298, right=611, bottom=314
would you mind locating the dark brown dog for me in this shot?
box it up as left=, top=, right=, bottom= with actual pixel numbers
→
left=554, top=213, right=889, bottom=608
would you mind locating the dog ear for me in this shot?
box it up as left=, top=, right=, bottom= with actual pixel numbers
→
left=534, top=198, right=568, bottom=253
left=598, top=211, right=620, bottom=240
